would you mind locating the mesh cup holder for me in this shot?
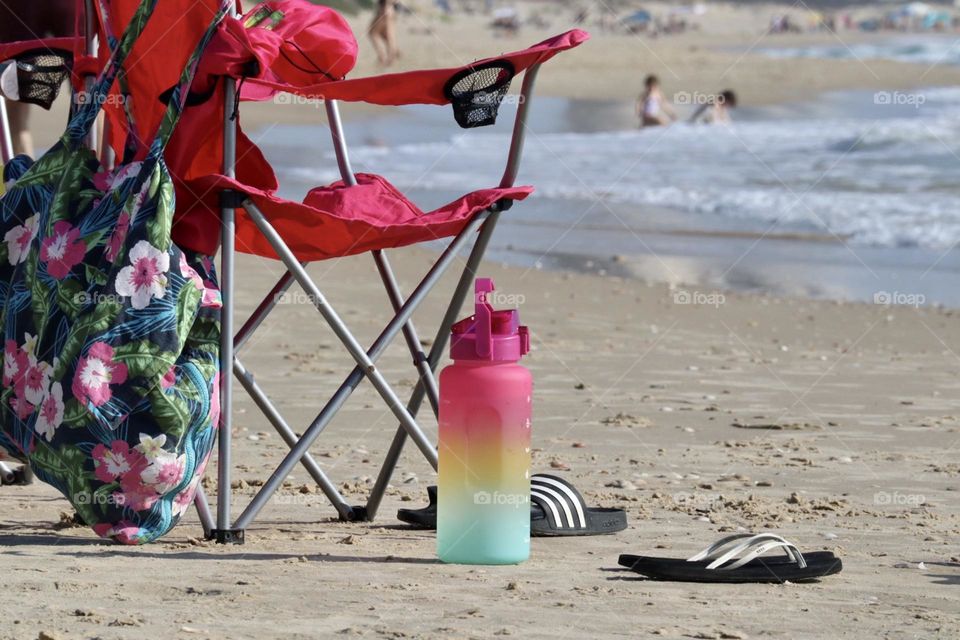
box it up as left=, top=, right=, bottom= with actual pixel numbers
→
left=12, top=50, right=72, bottom=110
left=443, top=60, right=516, bottom=129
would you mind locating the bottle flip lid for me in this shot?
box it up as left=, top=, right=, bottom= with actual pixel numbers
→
left=450, top=278, right=530, bottom=362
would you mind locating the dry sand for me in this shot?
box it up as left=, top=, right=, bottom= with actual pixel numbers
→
left=4, top=3, right=960, bottom=639
left=4, top=253, right=960, bottom=639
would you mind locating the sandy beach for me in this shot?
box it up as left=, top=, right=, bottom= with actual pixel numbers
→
left=4, top=251, right=960, bottom=638
left=4, top=2, right=960, bottom=639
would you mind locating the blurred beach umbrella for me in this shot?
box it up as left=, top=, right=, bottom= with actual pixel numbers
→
left=624, top=9, right=652, bottom=24
left=622, top=9, right=652, bottom=33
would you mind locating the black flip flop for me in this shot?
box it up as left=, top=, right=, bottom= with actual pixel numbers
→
left=397, top=474, right=628, bottom=536
left=619, top=533, right=843, bottom=583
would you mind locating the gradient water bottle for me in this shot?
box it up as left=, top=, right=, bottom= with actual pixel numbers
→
left=437, top=278, right=532, bottom=565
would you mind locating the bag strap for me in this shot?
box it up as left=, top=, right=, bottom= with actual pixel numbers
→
left=65, top=0, right=160, bottom=150
left=93, top=0, right=146, bottom=162
left=149, top=2, right=231, bottom=153
left=67, top=0, right=230, bottom=154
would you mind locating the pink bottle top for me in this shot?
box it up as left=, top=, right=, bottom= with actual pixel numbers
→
left=450, top=278, right=530, bottom=362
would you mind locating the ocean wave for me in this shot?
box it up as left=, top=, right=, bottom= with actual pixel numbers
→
left=761, top=37, right=960, bottom=66
left=272, top=90, right=960, bottom=251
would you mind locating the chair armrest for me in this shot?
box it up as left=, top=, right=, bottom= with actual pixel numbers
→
left=323, top=60, right=542, bottom=194
left=243, top=30, right=588, bottom=107
left=0, top=37, right=82, bottom=65
left=311, top=30, right=589, bottom=194
left=499, top=63, right=541, bottom=189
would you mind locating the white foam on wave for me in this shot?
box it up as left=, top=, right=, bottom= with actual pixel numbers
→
left=280, top=87, right=960, bottom=250
left=761, top=37, right=960, bottom=67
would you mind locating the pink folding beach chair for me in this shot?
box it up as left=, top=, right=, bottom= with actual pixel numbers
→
left=2, top=0, right=588, bottom=542
left=169, top=2, right=589, bottom=542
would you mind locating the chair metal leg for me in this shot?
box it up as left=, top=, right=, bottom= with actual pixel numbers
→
left=373, top=250, right=440, bottom=413
left=0, top=462, right=34, bottom=486
left=194, top=487, right=214, bottom=538
left=214, top=70, right=240, bottom=543
left=217, top=203, right=236, bottom=539
left=231, top=202, right=486, bottom=529
left=364, top=211, right=503, bottom=520
left=234, top=357, right=354, bottom=519
left=0, top=98, right=13, bottom=164
left=234, top=270, right=298, bottom=352
left=232, top=268, right=356, bottom=516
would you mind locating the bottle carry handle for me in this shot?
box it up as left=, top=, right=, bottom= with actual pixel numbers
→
left=474, top=278, right=495, bottom=360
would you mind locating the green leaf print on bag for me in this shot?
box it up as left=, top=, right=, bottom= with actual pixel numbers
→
left=0, top=0, right=227, bottom=544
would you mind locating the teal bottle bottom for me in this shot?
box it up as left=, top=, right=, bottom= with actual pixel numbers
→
left=437, top=502, right=530, bottom=565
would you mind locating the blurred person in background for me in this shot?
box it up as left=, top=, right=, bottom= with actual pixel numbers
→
left=689, top=90, right=738, bottom=125
left=638, top=74, right=676, bottom=127
left=370, top=0, right=400, bottom=66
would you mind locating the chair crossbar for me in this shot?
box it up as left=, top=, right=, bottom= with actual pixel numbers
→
left=216, top=200, right=489, bottom=530
left=363, top=209, right=503, bottom=519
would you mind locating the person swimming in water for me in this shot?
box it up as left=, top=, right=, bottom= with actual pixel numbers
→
left=637, top=74, right=676, bottom=128
left=689, top=90, right=738, bottom=125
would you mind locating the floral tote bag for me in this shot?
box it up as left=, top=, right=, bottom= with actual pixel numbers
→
left=0, top=0, right=226, bottom=544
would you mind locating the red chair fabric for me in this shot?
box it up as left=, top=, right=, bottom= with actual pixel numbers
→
left=184, top=172, right=533, bottom=261
left=167, top=0, right=358, bottom=253
left=244, top=29, right=589, bottom=106
left=0, top=10, right=584, bottom=265
left=96, top=0, right=235, bottom=161
left=81, top=0, right=586, bottom=260
left=193, top=0, right=358, bottom=99
left=169, top=28, right=588, bottom=256
left=0, top=38, right=83, bottom=62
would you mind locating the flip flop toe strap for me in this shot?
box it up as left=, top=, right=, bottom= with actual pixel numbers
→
left=688, top=533, right=808, bottom=570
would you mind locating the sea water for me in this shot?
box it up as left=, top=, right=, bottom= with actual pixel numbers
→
left=260, top=81, right=960, bottom=306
